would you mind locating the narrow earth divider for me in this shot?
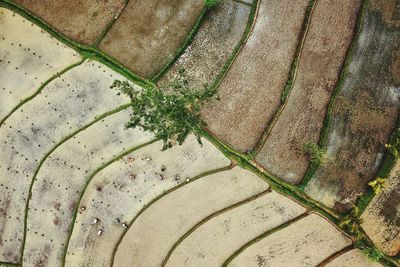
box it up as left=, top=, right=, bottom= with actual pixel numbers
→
left=93, top=0, right=130, bottom=47
left=316, top=245, right=355, bottom=267
left=151, top=7, right=208, bottom=82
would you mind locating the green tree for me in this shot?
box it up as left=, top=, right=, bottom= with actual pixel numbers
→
left=110, top=70, right=217, bottom=150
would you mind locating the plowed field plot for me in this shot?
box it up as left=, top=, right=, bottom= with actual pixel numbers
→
left=160, top=0, right=250, bottom=88
left=305, top=0, right=400, bottom=212
left=11, top=0, right=125, bottom=44
left=99, top=0, right=205, bottom=78
left=361, top=161, right=400, bottom=256
left=0, top=1, right=399, bottom=267
left=0, top=8, right=80, bottom=122
left=255, top=0, right=361, bottom=184
left=202, top=0, right=309, bottom=152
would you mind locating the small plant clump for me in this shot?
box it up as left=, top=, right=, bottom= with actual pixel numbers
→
left=205, top=0, right=220, bottom=8
left=303, top=142, right=328, bottom=166
left=368, top=177, right=387, bottom=195
left=360, top=246, right=383, bottom=262
left=339, top=205, right=363, bottom=239
left=110, top=70, right=217, bottom=150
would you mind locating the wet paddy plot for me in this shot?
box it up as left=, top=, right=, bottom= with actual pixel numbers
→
left=99, top=0, right=205, bottom=78
left=227, top=214, right=352, bottom=267
left=164, top=191, right=306, bottom=267
left=0, top=59, right=133, bottom=263
left=113, top=167, right=269, bottom=267
left=325, top=249, right=383, bottom=267
left=256, top=0, right=361, bottom=184
left=160, top=0, right=250, bottom=89
left=202, top=0, right=309, bottom=152
left=12, top=0, right=126, bottom=44
left=0, top=8, right=80, bottom=122
left=22, top=110, right=154, bottom=267
left=305, top=0, right=400, bottom=212
left=64, top=135, right=230, bottom=267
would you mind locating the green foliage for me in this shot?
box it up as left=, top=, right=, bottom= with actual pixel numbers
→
left=205, top=0, right=220, bottom=8
left=385, top=135, right=400, bottom=159
left=368, top=177, right=387, bottom=195
left=110, top=70, right=217, bottom=150
left=339, top=205, right=363, bottom=239
left=303, top=142, right=328, bottom=166
left=360, top=246, right=383, bottom=262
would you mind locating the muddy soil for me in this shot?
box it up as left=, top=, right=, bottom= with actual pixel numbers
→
left=13, top=0, right=125, bottom=44
left=99, top=0, right=204, bottom=78
left=306, top=0, right=400, bottom=212
left=256, top=0, right=361, bottom=184
left=201, top=0, right=309, bottom=152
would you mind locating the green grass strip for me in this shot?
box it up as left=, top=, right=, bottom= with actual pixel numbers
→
left=0, top=59, right=85, bottom=128
left=151, top=7, right=208, bottom=82
left=109, top=165, right=232, bottom=265
left=0, top=0, right=153, bottom=89
left=161, top=189, right=272, bottom=266
left=222, top=213, right=309, bottom=266
left=60, top=138, right=158, bottom=266
left=19, top=103, right=132, bottom=264
left=298, top=0, right=369, bottom=190
left=250, top=0, right=316, bottom=157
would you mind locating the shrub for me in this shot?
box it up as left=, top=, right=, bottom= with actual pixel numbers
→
left=303, top=142, right=328, bottom=166
left=339, top=205, right=363, bottom=239
left=361, top=247, right=383, bottom=262
left=368, top=177, right=387, bottom=195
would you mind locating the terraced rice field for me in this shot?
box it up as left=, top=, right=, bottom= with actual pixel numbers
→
left=0, top=0, right=399, bottom=266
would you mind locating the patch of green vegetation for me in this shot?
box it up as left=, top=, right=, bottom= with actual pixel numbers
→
left=303, top=142, right=328, bottom=166
left=205, top=0, right=220, bottom=8
left=339, top=205, right=363, bottom=240
left=368, top=177, right=387, bottom=195
left=111, top=70, right=217, bottom=150
left=360, top=246, right=384, bottom=263
left=356, top=126, right=400, bottom=214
